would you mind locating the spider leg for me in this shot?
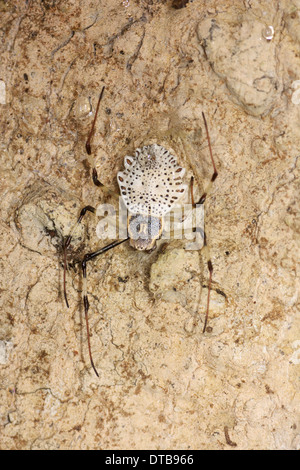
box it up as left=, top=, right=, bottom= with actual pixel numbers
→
left=191, top=112, right=218, bottom=333
left=63, top=205, right=96, bottom=308
left=196, top=112, right=218, bottom=205
left=81, top=238, right=129, bottom=377
left=190, top=181, right=213, bottom=333
left=85, top=86, right=119, bottom=197
left=63, top=85, right=129, bottom=377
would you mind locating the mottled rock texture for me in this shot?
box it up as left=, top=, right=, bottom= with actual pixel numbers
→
left=0, top=0, right=299, bottom=450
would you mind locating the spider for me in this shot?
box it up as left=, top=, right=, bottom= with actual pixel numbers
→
left=63, top=86, right=218, bottom=377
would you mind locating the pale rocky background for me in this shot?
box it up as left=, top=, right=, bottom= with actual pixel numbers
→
left=0, top=0, right=299, bottom=450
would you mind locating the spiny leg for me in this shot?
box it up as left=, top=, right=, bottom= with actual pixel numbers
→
left=63, top=85, right=126, bottom=377
left=201, top=231, right=213, bottom=333
left=63, top=205, right=96, bottom=308
left=85, top=86, right=119, bottom=197
left=197, top=112, right=218, bottom=205
left=81, top=238, right=129, bottom=377
left=86, top=86, right=105, bottom=188
left=190, top=200, right=213, bottom=333
left=192, top=112, right=218, bottom=332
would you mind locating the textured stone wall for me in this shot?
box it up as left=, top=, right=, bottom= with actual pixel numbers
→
left=0, top=0, right=299, bottom=450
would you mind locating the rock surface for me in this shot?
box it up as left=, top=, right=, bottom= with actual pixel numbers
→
left=0, top=0, right=299, bottom=450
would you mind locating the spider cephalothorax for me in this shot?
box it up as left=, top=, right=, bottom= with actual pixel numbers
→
left=127, top=213, right=163, bottom=251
